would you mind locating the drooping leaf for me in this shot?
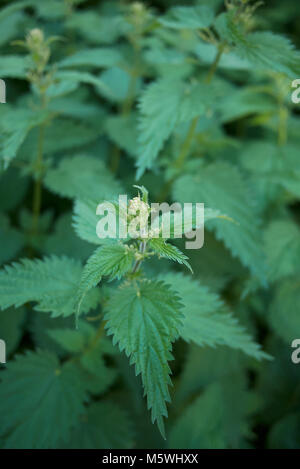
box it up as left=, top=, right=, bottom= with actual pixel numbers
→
left=149, top=238, right=192, bottom=272
left=104, top=279, right=183, bottom=437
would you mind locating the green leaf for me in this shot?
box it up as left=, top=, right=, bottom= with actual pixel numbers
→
left=215, top=12, right=300, bottom=77
left=0, top=11, right=25, bottom=47
left=0, top=306, right=26, bottom=355
left=48, top=322, right=118, bottom=395
left=53, top=70, right=110, bottom=95
left=44, top=154, right=123, bottom=201
left=0, top=256, right=100, bottom=317
left=149, top=238, right=192, bottom=272
left=60, top=401, right=134, bottom=449
left=0, top=213, right=24, bottom=265
left=78, top=342, right=117, bottom=395
left=169, top=377, right=259, bottom=449
left=175, top=344, right=246, bottom=405
left=217, top=87, right=277, bottom=123
left=168, top=384, right=226, bottom=449
left=98, top=67, right=137, bottom=103
left=0, top=109, right=49, bottom=169
left=162, top=272, right=270, bottom=360
left=0, top=350, right=88, bottom=448
left=0, top=56, right=28, bottom=78
left=19, top=118, right=99, bottom=159
left=0, top=167, right=29, bottom=211
left=235, top=32, right=300, bottom=78
left=269, top=278, right=300, bottom=343
left=268, top=414, right=300, bottom=449
left=73, top=198, right=104, bottom=245
left=104, top=279, right=183, bottom=437
left=105, top=113, right=139, bottom=158
left=173, top=162, right=267, bottom=283
left=58, top=47, right=122, bottom=69
left=136, top=78, right=224, bottom=177
left=264, top=220, right=300, bottom=282
left=159, top=5, right=215, bottom=30
left=159, top=206, right=224, bottom=240
left=0, top=1, right=33, bottom=21
left=66, top=11, right=130, bottom=45
left=47, top=327, right=89, bottom=353
left=43, top=213, right=94, bottom=262
left=77, top=244, right=135, bottom=315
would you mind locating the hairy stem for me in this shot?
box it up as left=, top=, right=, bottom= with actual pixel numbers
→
left=132, top=241, right=147, bottom=273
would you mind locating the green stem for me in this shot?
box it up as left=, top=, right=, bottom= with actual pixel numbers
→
left=31, top=122, right=45, bottom=235
left=158, top=44, right=224, bottom=201
left=110, top=144, right=121, bottom=174
left=132, top=241, right=147, bottom=273
left=157, top=117, right=199, bottom=202
left=175, top=116, right=199, bottom=169
left=205, top=43, right=225, bottom=84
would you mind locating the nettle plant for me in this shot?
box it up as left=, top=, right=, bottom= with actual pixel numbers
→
left=0, top=0, right=300, bottom=449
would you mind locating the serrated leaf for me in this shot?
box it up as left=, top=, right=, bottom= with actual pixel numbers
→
left=105, top=113, right=139, bottom=158
left=149, top=238, right=192, bottom=272
left=173, top=162, right=267, bottom=283
left=235, top=32, right=300, bottom=78
left=0, top=109, right=49, bottom=169
left=104, top=280, right=183, bottom=437
left=269, top=278, right=300, bottom=343
left=0, top=256, right=100, bottom=317
left=159, top=5, right=214, bottom=30
left=73, top=198, right=103, bottom=246
left=58, top=48, right=122, bottom=69
left=53, top=70, right=110, bottom=95
left=20, top=118, right=99, bottom=159
left=264, top=220, right=300, bottom=282
left=136, top=78, right=224, bottom=177
left=43, top=213, right=94, bottom=261
left=66, top=11, right=130, bottom=45
left=0, top=56, right=28, bottom=78
left=44, top=154, right=122, bottom=201
left=0, top=350, right=88, bottom=449
left=162, top=272, right=270, bottom=360
left=77, top=244, right=135, bottom=316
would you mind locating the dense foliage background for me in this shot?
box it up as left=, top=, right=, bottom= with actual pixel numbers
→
left=0, top=0, right=300, bottom=449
